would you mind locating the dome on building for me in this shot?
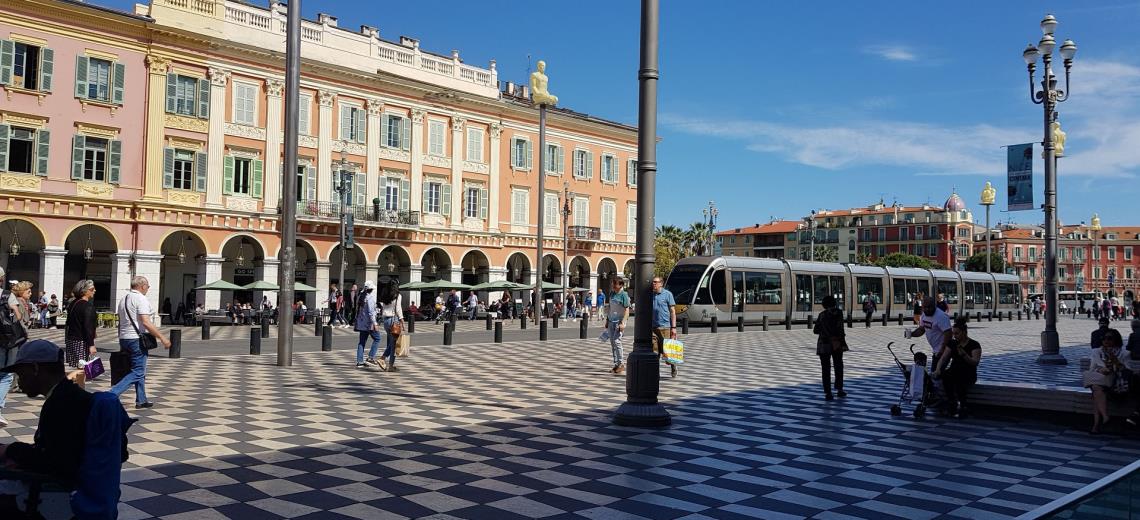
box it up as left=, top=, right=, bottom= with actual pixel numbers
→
left=944, top=192, right=966, bottom=212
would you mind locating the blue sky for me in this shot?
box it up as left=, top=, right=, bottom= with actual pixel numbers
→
left=101, top=0, right=1140, bottom=230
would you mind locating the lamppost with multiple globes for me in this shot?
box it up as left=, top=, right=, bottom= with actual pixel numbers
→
left=1023, top=13, right=1077, bottom=365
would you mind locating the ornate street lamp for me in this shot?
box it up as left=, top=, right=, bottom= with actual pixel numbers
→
left=8, top=224, right=20, bottom=257
left=1024, top=12, right=1077, bottom=365
left=236, top=240, right=246, bottom=267
left=980, top=182, right=995, bottom=273
left=83, top=231, right=94, bottom=261
left=177, top=237, right=187, bottom=264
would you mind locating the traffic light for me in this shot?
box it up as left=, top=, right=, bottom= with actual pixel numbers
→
left=342, top=214, right=355, bottom=249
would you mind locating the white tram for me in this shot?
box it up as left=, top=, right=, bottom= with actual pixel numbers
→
left=666, top=256, right=1022, bottom=325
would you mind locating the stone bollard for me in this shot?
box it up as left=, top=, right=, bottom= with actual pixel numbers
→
left=250, top=327, right=261, bottom=355
left=494, top=321, right=503, bottom=343
left=486, top=313, right=493, bottom=331
left=321, top=325, right=332, bottom=351
left=540, top=320, right=548, bottom=341
left=407, top=314, right=415, bottom=333
left=201, top=318, right=211, bottom=341
left=444, top=322, right=453, bottom=345
left=882, top=314, right=888, bottom=327
left=681, top=317, right=689, bottom=335
left=807, top=314, right=814, bottom=330
left=314, top=312, right=323, bottom=337
left=520, top=315, right=527, bottom=330
left=710, top=316, right=718, bottom=333
left=553, top=314, right=560, bottom=329
left=580, top=316, right=588, bottom=339
left=169, top=329, right=182, bottom=359
left=261, top=316, right=270, bottom=338
left=762, top=315, right=769, bottom=331
left=737, top=316, right=745, bottom=332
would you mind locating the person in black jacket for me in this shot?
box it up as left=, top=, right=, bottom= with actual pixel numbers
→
left=1091, top=316, right=1111, bottom=350
left=65, top=279, right=98, bottom=370
left=813, top=295, right=848, bottom=401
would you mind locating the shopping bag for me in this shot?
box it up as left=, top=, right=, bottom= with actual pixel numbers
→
left=110, top=351, right=130, bottom=385
left=662, top=339, right=684, bottom=365
left=396, top=334, right=411, bottom=358
left=82, top=357, right=105, bottom=380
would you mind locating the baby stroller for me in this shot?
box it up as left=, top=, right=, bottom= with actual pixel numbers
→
left=887, top=342, right=936, bottom=419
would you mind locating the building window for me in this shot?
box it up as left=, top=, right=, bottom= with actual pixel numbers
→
left=511, top=137, right=531, bottom=169
left=299, top=94, right=312, bottom=135
left=627, top=159, right=637, bottom=187
left=916, top=226, right=924, bottom=239
left=958, top=227, right=969, bottom=237
left=1093, top=246, right=1100, bottom=260
left=384, top=114, right=409, bottom=149
left=1014, top=247, right=1022, bottom=260
left=928, top=244, right=937, bottom=257
left=600, top=154, right=617, bottom=183
left=339, top=105, right=366, bottom=143
left=1125, top=247, right=1133, bottom=261
left=544, top=193, right=559, bottom=229
left=423, top=181, right=446, bottom=214
left=1109, top=247, right=1117, bottom=261
left=1029, top=247, right=1037, bottom=262
left=0, top=126, right=51, bottom=176
left=464, top=186, right=487, bottom=219
left=3, top=41, right=52, bottom=92
left=1076, top=247, right=1084, bottom=261
left=383, top=177, right=401, bottom=211
left=75, top=56, right=122, bottom=104
left=225, top=157, right=255, bottom=196
left=628, top=203, right=637, bottom=238
left=1127, top=268, right=1134, bottom=280
left=166, top=74, right=208, bottom=118
left=545, top=144, right=564, bottom=174
left=878, top=245, right=886, bottom=257
left=511, top=189, right=528, bottom=226
left=885, top=215, right=894, bottom=225
left=900, top=227, right=908, bottom=241
left=428, top=120, right=445, bottom=156
left=878, top=228, right=886, bottom=241
left=466, top=127, right=484, bottom=162
left=1029, top=266, right=1037, bottom=279
left=163, top=148, right=207, bottom=192
left=78, top=136, right=108, bottom=181
left=601, top=200, right=615, bottom=233
left=573, top=197, right=589, bottom=227
left=573, top=149, right=592, bottom=179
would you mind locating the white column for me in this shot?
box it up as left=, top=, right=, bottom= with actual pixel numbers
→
left=366, top=99, right=383, bottom=203
left=488, top=123, right=502, bottom=232
left=259, top=258, right=280, bottom=306
left=589, top=273, right=599, bottom=303
left=263, top=79, right=285, bottom=213
left=409, top=108, right=425, bottom=212
left=314, top=261, right=331, bottom=314
left=197, top=255, right=224, bottom=311
left=133, top=252, right=163, bottom=323
left=40, top=247, right=67, bottom=303
left=450, top=117, right=466, bottom=227
left=406, top=265, right=423, bottom=309
left=205, top=68, right=230, bottom=208
left=109, top=253, right=134, bottom=308
left=316, top=90, right=335, bottom=203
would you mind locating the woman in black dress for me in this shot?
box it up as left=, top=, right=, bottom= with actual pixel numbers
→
left=64, top=279, right=98, bottom=368
left=813, top=295, right=848, bottom=400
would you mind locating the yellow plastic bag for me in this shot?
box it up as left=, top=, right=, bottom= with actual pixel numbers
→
left=662, top=339, right=684, bottom=365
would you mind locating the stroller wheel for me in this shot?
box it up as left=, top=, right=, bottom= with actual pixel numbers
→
left=913, top=405, right=926, bottom=419
left=890, top=405, right=902, bottom=416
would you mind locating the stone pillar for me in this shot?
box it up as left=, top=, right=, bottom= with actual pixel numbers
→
left=143, top=56, right=171, bottom=200
left=406, top=265, right=423, bottom=308
left=133, top=251, right=163, bottom=322
left=366, top=99, right=383, bottom=204
left=316, top=90, right=335, bottom=203
left=487, top=266, right=507, bottom=282
left=205, top=68, right=230, bottom=208
left=410, top=117, right=424, bottom=214
left=263, top=79, right=285, bottom=213
left=314, top=261, right=331, bottom=314
left=488, top=122, right=502, bottom=232
left=40, top=247, right=67, bottom=303
left=197, top=255, right=224, bottom=311
left=589, top=272, right=599, bottom=302
left=450, top=117, right=466, bottom=227
left=259, top=258, right=280, bottom=306
left=109, top=253, right=135, bottom=308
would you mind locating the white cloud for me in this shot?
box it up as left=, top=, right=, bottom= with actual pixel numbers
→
left=863, top=45, right=918, bottom=62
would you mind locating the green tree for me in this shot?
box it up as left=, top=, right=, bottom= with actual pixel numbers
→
left=811, top=246, right=839, bottom=263
left=856, top=253, right=875, bottom=265
left=874, top=252, right=939, bottom=269
left=685, top=221, right=712, bottom=256
left=964, top=252, right=1006, bottom=273
left=654, top=235, right=680, bottom=280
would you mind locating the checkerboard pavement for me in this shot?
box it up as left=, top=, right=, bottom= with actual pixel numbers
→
left=2, top=318, right=1138, bottom=519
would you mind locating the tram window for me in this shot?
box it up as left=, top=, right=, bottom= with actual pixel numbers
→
left=893, top=279, right=907, bottom=305
left=964, top=283, right=975, bottom=308
left=745, top=271, right=781, bottom=305
left=830, top=276, right=845, bottom=309
left=974, top=283, right=985, bottom=308
left=856, top=277, right=882, bottom=304
left=999, top=283, right=1016, bottom=305
left=666, top=263, right=706, bottom=305
left=709, top=270, right=727, bottom=305
left=983, top=283, right=993, bottom=306
left=937, top=281, right=958, bottom=304
left=813, top=276, right=830, bottom=305
left=796, top=274, right=812, bottom=312
left=732, top=271, right=745, bottom=311
left=918, top=280, right=930, bottom=297
left=905, top=280, right=920, bottom=305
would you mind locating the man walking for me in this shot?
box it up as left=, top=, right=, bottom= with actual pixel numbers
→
left=111, top=276, right=170, bottom=409
left=327, top=284, right=341, bottom=326
left=606, top=277, right=631, bottom=374
left=345, top=283, right=359, bottom=328
left=650, top=276, right=679, bottom=378
left=862, top=292, right=877, bottom=328
left=595, top=288, right=606, bottom=321
left=466, top=291, right=478, bottom=320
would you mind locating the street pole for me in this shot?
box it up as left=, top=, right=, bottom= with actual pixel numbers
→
left=562, top=182, right=569, bottom=314
left=276, top=0, right=301, bottom=367
left=535, top=105, right=546, bottom=324
left=335, top=167, right=348, bottom=304
left=986, top=205, right=992, bottom=273
left=614, top=0, right=669, bottom=427
left=808, top=211, right=816, bottom=262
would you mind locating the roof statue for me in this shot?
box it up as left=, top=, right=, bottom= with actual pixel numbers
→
left=980, top=181, right=996, bottom=206
left=529, top=60, right=558, bottom=106
left=1052, top=120, right=1066, bottom=157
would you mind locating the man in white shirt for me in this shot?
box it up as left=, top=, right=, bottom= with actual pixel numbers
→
left=910, top=296, right=952, bottom=358
left=111, top=276, right=170, bottom=409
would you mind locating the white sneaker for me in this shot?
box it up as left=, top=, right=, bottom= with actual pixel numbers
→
left=0, top=414, right=7, bottom=427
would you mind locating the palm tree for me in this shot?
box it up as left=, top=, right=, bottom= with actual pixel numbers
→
left=685, top=221, right=711, bottom=256
left=656, top=225, right=685, bottom=251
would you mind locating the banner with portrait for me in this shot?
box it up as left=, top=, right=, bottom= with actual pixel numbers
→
left=1007, top=143, right=1034, bottom=211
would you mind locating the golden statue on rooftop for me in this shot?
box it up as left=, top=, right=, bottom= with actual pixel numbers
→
left=530, top=60, right=558, bottom=106
left=980, top=181, right=996, bottom=205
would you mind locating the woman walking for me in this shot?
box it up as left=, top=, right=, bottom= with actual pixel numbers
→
left=376, top=278, right=405, bottom=372
left=813, top=295, right=848, bottom=400
left=354, top=281, right=381, bottom=369
left=64, top=280, right=98, bottom=369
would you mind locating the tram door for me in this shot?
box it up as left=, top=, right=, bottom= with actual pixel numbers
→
left=731, top=271, right=745, bottom=318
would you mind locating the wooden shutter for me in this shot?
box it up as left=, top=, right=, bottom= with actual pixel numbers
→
left=0, top=40, right=12, bottom=86
left=195, top=152, right=207, bottom=192
left=252, top=159, right=264, bottom=198
left=378, top=176, right=387, bottom=206
left=305, top=166, right=316, bottom=201
left=165, top=73, right=177, bottom=113
left=338, top=106, right=350, bottom=141
left=400, top=117, right=410, bottom=150
left=39, top=47, right=53, bottom=92
left=479, top=188, right=488, bottom=219
left=421, top=181, right=429, bottom=212
left=628, top=160, right=636, bottom=186
left=354, top=109, right=366, bottom=144
left=586, top=152, right=593, bottom=179
left=355, top=172, right=366, bottom=205
left=162, top=147, right=175, bottom=188
left=441, top=183, right=451, bottom=216
left=526, top=141, right=533, bottom=170
left=0, top=125, right=8, bottom=170
left=223, top=156, right=234, bottom=195
left=112, top=62, right=125, bottom=105
left=71, top=135, right=84, bottom=179
left=556, top=146, right=564, bottom=173
left=510, top=139, right=518, bottom=168
left=74, top=55, right=88, bottom=98
left=108, top=139, right=122, bottom=184
left=399, top=179, right=410, bottom=211
left=380, top=114, right=389, bottom=147
left=198, top=78, right=210, bottom=119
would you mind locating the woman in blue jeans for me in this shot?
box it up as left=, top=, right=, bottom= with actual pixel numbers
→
left=355, top=280, right=381, bottom=369
left=375, top=278, right=405, bottom=372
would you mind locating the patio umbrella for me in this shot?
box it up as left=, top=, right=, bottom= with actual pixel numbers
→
left=414, top=279, right=472, bottom=291
left=468, top=280, right=529, bottom=291
left=242, top=280, right=280, bottom=291
left=399, top=281, right=427, bottom=290
left=195, top=280, right=244, bottom=291
left=293, top=282, right=319, bottom=292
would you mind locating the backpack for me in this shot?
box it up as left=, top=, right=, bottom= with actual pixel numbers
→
left=0, top=290, right=28, bottom=352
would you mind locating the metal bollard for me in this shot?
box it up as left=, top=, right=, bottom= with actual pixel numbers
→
left=786, top=316, right=792, bottom=330
left=1018, top=311, right=1022, bottom=320
left=737, top=316, right=745, bottom=332
left=681, top=317, right=689, bottom=335
left=540, top=320, right=548, bottom=341
left=201, top=318, right=210, bottom=341
left=494, top=321, right=503, bottom=343
left=407, top=314, right=415, bottom=333
left=169, top=329, right=182, bottom=359
left=898, top=313, right=904, bottom=326
left=807, top=314, right=814, bottom=330
left=998, top=312, right=1003, bottom=321
left=444, top=322, right=453, bottom=345
left=710, top=316, right=718, bottom=333
left=988, top=313, right=993, bottom=322
left=762, top=315, right=769, bottom=331
left=976, top=312, right=982, bottom=322
left=250, top=327, right=261, bottom=355
left=553, top=314, right=559, bottom=329
left=315, top=312, right=323, bottom=337
left=321, top=325, right=331, bottom=351
left=882, top=313, right=888, bottom=327
left=450, top=312, right=458, bottom=327
left=520, top=315, right=527, bottom=330
left=580, top=316, right=588, bottom=339
left=1009, top=311, right=1013, bottom=320
left=847, top=314, right=853, bottom=328
left=261, top=316, right=270, bottom=338
left=486, top=313, right=493, bottom=331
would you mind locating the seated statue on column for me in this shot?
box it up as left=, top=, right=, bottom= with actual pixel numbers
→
left=529, top=60, right=558, bottom=106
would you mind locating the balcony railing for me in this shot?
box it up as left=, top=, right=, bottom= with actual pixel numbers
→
left=294, top=201, right=419, bottom=227
left=568, top=226, right=601, bottom=240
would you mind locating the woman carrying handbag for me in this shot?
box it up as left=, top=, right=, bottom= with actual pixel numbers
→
left=376, top=278, right=405, bottom=372
left=813, top=295, right=848, bottom=401
left=1085, top=328, right=1127, bottom=434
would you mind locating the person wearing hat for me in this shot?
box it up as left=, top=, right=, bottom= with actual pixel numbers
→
left=1091, top=316, right=1112, bottom=350
left=354, top=280, right=381, bottom=369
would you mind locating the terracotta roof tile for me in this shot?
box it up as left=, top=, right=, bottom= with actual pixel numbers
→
left=716, top=220, right=801, bottom=236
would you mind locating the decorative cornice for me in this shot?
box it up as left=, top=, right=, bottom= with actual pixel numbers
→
left=224, top=122, right=268, bottom=141
left=451, top=117, right=466, bottom=133
left=422, top=154, right=452, bottom=169
left=331, top=140, right=367, bottom=156
left=298, top=135, right=319, bottom=148
left=379, top=147, right=411, bottom=162
left=367, top=98, right=383, bottom=116
left=75, top=123, right=119, bottom=139
left=225, top=196, right=259, bottom=213
left=463, top=161, right=489, bottom=174
left=146, top=55, right=171, bottom=76
left=208, top=67, right=231, bottom=87
left=166, top=190, right=202, bottom=207
left=411, top=108, right=426, bottom=124
left=318, top=90, right=336, bottom=107
left=165, top=114, right=209, bottom=133
left=265, top=79, right=285, bottom=98
left=0, top=173, right=41, bottom=193
left=75, top=181, right=115, bottom=199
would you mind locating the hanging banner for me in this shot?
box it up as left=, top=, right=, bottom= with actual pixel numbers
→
left=1007, top=143, right=1034, bottom=211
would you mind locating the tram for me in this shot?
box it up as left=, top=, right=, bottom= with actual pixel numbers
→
left=666, top=256, right=1022, bottom=325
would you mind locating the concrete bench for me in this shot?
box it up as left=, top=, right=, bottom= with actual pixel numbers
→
left=969, top=357, right=1139, bottom=417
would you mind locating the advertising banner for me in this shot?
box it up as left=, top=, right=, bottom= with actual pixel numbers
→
left=1007, top=143, right=1034, bottom=211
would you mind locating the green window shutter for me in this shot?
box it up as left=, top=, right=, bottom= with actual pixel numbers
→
left=338, top=106, right=350, bottom=141
left=380, top=114, right=389, bottom=147
left=399, top=179, right=410, bottom=211
left=162, top=147, right=174, bottom=188
left=195, top=152, right=207, bottom=192
left=108, top=139, right=122, bottom=184
left=71, top=135, right=84, bottom=179
left=165, top=73, right=177, bottom=113
left=422, top=182, right=429, bottom=212
left=355, top=172, right=366, bottom=205
left=223, top=156, right=234, bottom=195
left=479, top=188, right=488, bottom=219
left=0, top=40, right=13, bottom=86
left=0, top=124, right=9, bottom=170
left=112, top=62, right=125, bottom=105
left=510, top=139, right=518, bottom=167
left=198, top=78, right=210, bottom=119
left=39, top=47, right=53, bottom=92
left=305, top=166, right=316, bottom=201
left=400, top=117, right=410, bottom=150
left=526, top=141, right=533, bottom=170
left=586, top=152, right=594, bottom=179
left=378, top=176, right=387, bottom=201
left=35, top=129, right=49, bottom=176
left=74, top=56, right=88, bottom=98
left=355, top=109, right=366, bottom=143
left=556, top=146, right=564, bottom=173
left=441, top=183, right=451, bottom=216
left=252, top=159, right=264, bottom=198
